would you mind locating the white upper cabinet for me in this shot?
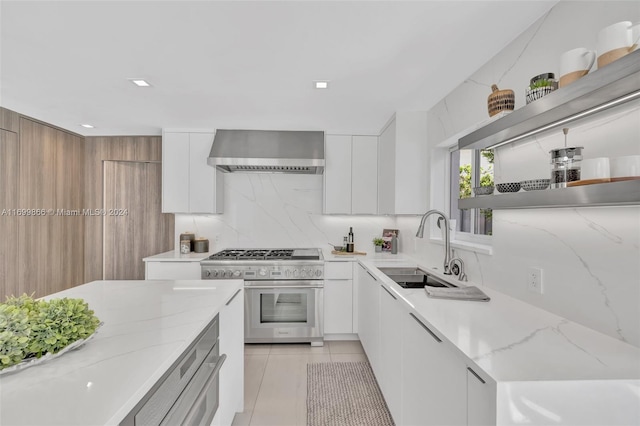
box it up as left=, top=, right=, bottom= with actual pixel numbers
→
left=324, top=134, right=378, bottom=214
left=351, top=136, right=378, bottom=214
left=324, top=135, right=352, bottom=214
left=162, top=131, right=224, bottom=214
left=378, top=112, right=428, bottom=214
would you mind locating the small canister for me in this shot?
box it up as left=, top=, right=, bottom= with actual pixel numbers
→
left=180, top=240, right=191, bottom=254
left=179, top=232, right=195, bottom=252
left=550, top=147, right=583, bottom=188
left=194, top=238, right=209, bottom=253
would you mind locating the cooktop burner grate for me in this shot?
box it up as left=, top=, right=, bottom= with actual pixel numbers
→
left=206, top=248, right=316, bottom=261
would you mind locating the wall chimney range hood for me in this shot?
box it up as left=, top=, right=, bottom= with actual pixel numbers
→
left=207, top=129, right=325, bottom=174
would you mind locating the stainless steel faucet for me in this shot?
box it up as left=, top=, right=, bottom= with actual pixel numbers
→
left=448, top=258, right=467, bottom=281
left=416, top=209, right=453, bottom=275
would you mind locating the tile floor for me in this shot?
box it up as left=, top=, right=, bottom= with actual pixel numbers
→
left=232, top=340, right=366, bottom=426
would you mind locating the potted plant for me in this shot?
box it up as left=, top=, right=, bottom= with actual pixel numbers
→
left=373, top=237, right=384, bottom=252
left=526, top=73, right=558, bottom=104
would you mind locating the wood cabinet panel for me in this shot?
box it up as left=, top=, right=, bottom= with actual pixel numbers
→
left=84, top=136, right=164, bottom=282
left=0, top=107, right=19, bottom=133
left=104, top=161, right=173, bottom=280
left=17, top=118, right=85, bottom=297
left=0, top=129, right=19, bottom=300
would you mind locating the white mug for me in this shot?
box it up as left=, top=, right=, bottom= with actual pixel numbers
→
left=597, top=21, right=640, bottom=68
left=559, top=48, right=596, bottom=87
left=610, top=155, right=640, bottom=178
left=581, top=158, right=610, bottom=181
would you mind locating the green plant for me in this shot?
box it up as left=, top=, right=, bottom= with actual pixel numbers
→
left=372, top=237, right=384, bottom=246
left=0, top=294, right=101, bottom=369
left=529, top=79, right=554, bottom=90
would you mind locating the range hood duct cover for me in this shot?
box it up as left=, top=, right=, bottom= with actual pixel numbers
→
left=207, top=129, right=325, bottom=174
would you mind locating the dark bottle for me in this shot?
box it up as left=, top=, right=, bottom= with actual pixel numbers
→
left=347, top=227, right=354, bottom=253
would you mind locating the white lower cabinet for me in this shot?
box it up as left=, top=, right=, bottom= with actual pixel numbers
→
left=401, top=312, right=467, bottom=426
left=217, top=288, right=244, bottom=426
left=145, top=261, right=201, bottom=280
left=378, top=284, right=404, bottom=423
left=466, top=366, right=497, bottom=426
left=356, top=263, right=380, bottom=372
left=324, top=261, right=354, bottom=334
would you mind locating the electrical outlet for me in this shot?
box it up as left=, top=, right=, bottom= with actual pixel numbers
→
left=527, top=267, right=543, bottom=294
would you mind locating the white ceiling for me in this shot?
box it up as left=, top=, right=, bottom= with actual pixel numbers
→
left=0, top=1, right=557, bottom=136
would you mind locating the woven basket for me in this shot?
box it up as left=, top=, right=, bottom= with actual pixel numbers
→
left=487, top=84, right=515, bottom=117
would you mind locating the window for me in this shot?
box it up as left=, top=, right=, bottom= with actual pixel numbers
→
left=449, top=148, right=493, bottom=238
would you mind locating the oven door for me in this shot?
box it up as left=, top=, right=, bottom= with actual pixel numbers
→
left=244, top=281, right=323, bottom=344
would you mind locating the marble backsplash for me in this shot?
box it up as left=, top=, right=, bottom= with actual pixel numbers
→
left=416, top=1, right=640, bottom=347
left=174, top=173, right=399, bottom=255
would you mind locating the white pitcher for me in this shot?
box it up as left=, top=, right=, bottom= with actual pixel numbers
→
left=597, top=21, right=640, bottom=68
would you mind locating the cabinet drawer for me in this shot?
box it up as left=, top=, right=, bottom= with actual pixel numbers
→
left=146, top=262, right=201, bottom=280
left=324, top=261, right=353, bottom=280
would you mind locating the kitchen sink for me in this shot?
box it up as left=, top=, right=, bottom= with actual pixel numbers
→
left=377, top=267, right=456, bottom=289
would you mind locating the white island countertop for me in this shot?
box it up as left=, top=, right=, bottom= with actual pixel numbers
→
left=0, top=279, right=243, bottom=426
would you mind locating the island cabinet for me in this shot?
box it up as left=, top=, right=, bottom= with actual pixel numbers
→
left=162, top=130, right=224, bottom=214
left=323, top=134, right=378, bottom=214
left=401, top=311, right=467, bottom=426
left=216, top=288, right=244, bottom=426
left=323, top=261, right=354, bottom=335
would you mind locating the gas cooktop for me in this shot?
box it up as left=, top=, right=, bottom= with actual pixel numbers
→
left=205, top=248, right=322, bottom=261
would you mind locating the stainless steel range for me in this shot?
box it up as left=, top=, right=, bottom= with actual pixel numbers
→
left=201, top=248, right=324, bottom=346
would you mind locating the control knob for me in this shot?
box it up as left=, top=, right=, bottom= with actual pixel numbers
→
left=205, top=270, right=211, bottom=278
left=233, top=270, right=241, bottom=278
left=258, top=268, right=268, bottom=277
left=315, top=270, right=322, bottom=278
left=225, top=270, right=232, bottom=278
left=293, top=269, right=299, bottom=278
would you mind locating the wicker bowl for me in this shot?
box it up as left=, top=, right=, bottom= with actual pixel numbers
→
left=496, top=182, right=521, bottom=193
left=520, top=179, right=550, bottom=191
left=473, top=186, right=494, bottom=196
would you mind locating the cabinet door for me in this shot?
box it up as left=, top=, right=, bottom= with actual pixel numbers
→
left=401, top=312, right=466, bottom=426
left=467, top=366, right=497, bottom=426
left=351, top=136, right=378, bottom=214
left=378, top=284, right=403, bottom=423
left=188, top=132, right=223, bottom=214
left=324, top=135, right=352, bottom=214
left=162, top=132, right=190, bottom=213
left=356, top=264, right=380, bottom=372
left=377, top=120, right=396, bottom=215
left=324, top=280, right=353, bottom=334
left=219, top=288, right=244, bottom=426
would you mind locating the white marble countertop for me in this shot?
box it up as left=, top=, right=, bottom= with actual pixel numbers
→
left=142, top=249, right=213, bottom=262
left=321, top=247, right=408, bottom=262
left=360, top=258, right=640, bottom=383
left=0, top=279, right=243, bottom=426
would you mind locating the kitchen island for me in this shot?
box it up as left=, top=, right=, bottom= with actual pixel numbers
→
left=0, top=279, right=244, bottom=426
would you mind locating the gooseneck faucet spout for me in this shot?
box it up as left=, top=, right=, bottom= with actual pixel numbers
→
left=416, top=209, right=453, bottom=275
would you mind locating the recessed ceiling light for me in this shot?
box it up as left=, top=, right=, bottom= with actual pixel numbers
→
left=314, top=81, right=329, bottom=89
left=129, top=79, right=151, bottom=87
left=80, top=124, right=94, bottom=128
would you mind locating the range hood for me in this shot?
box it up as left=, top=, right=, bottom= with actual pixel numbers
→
left=207, top=129, right=325, bottom=174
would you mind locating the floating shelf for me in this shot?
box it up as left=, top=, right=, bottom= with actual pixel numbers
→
left=458, top=50, right=640, bottom=151
left=458, top=179, right=640, bottom=210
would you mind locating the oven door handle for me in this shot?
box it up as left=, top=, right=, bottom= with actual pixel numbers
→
left=244, top=284, right=324, bottom=289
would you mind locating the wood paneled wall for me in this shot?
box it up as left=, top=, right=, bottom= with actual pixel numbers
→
left=0, top=109, right=85, bottom=300
left=84, top=136, right=164, bottom=283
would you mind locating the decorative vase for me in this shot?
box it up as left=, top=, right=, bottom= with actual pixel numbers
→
left=375, top=245, right=382, bottom=252
left=487, top=84, right=515, bottom=117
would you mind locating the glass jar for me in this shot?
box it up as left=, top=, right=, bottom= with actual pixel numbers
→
left=550, top=147, right=583, bottom=188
